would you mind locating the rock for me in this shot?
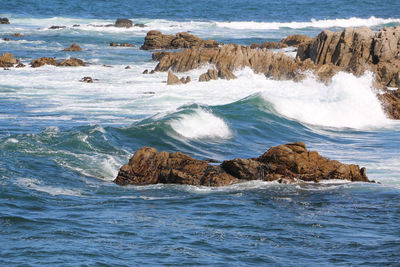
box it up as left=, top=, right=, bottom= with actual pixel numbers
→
left=141, top=30, right=219, bottom=50
left=110, top=42, right=133, bottom=47
left=372, top=26, right=400, bottom=63
left=72, top=24, right=80, bottom=27
left=377, top=89, right=400, bottom=119
left=152, top=51, right=171, bottom=61
left=115, top=18, right=133, bottom=28
left=58, top=57, right=85, bottom=67
left=30, top=57, right=57, bottom=68
left=167, top=70, right=182, bottom=85
left=0, top=52, right=17, bottom=67
left=0, top=17, right=10, bottom=24
left=150, top=70, right=155, bottom=74
left=218, top=68, right=237, bottom=80
left=114, top=143, right=371, bottom=186
left=259, top=42, right=288, bottom=49
left=80, top=76, right=93, bottom=83
left=49, top=26, right=66, bottom=29
left=125, top=66, right=131, bottom=69
left=134, top=23, right=146, bottom=28
left=143, top=69, right=148, bottom=74
left=12, top=33, right=23, bottom=37
left=184, top=76, right=191, bottom=83
left=3, top=37, right=10, bottom=41
left=281, top=34, right=312, bottom=47
left=63, top=43, right=82, bottom=52
left=16, top=62, right=25, bottom=68
left=199, top=69, right=218, bottom=82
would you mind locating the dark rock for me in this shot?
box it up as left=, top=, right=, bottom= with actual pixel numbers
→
left=12, top=33, right=23, bottom=37
left=0, top=17, right=10, bottom=24
left=150, top=70, right=155, bottom=74
left=80, top=76, right=93, bottom=83
left=281, top=34, right=312, bottom=47
left=3, top=37, right=10, bottom=41
left=134, top=23, right=146, bottom=28
left=58, top=57, right=85, bottom=67
left=115, top=18, right=133, bottom=28
left=63, top=43, right=82, bottom=52
left=259, top=42, right=288, bottom=49
left=30, top=57, right=57, bottom=68
left=125, top=66, right=131, bottom=69
left=72, top=24, right=80, bottom=27
left=141, top=30, right=219, bottom=50
left=49, top=25, right=66, bottom=29
left=110, top=42, right=133, bottom=47
left=143, top=69, right=148, bottom=74
left=114, top=143, right=371, bottom=186
left=16, top=62, right=25, bottom=68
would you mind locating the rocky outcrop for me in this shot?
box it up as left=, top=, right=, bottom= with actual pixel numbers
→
left=114, top=142, right=371, bottom=186
left=115, top=18, right=133, bottom=28
left=199, top=68, right=236, bottom=82
left=12, top=33, right=23, bottom=37
left=167, top=71, right=190, bottom=85
left=0, top=52, right=17, bottom=67
left=0, top=17, right=10, bottom=24
left=30, top=57, right=85, bottom=67
left=141, top=31, right=219, bottom=50
left=63, top=43, right=82, bottom=52
left=251, top=42, right=288, bottom=49
left=281, top=34, right=312, bottom=47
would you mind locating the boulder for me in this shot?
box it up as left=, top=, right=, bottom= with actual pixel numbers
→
left=0, top=52, right=17, bottom=67
left=377, top=89, right=400, bottom=119
left=58, top=57, right=85, bottom=67
left=63, top=43, right=82, bottom=52
left=110, top=42, right=133, bottom=47
left=80, top=76, right=93, bottom=83
left=134, top=23, right=146, bottom=28
left=12, top=33, right=23, bottom=37
left=114, top=147, right=238, bottom=186
left=199, top=69, right=218, bottom=82
left=16, top=62, right=25, bottom=68
left=141, top=30, right=219, bottom=50
left=167, top=70, right=181, bottom=85
left=49, top=25, right=66, bottom=29
left=31, top=57, right=57, bottom=68
left=115, top=18, right=133, bottom=28
left=0, top=17, right=10, bottom=24
left=372, top=26, right=400, bottom=63
left=114, top=143, right=371, bottom=186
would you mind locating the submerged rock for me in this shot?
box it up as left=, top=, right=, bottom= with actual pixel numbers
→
left=63, top=43, right=82, bottom=52
left=58, top=57, right=85, bottom=67
left=12, top=33, right=23, bottom=37
left=141, top=30, right=219, bottom=50
left=31, top=57, right=57, bottom=68
left=80, top=76, right=93, bottom=83
left=30, top=57, right=85, bottom=67
left=110, top=42, right=133, bottom=47
left=0, top=17, right=10, bottom=24
left=114, top=143, right=371, bottom=186
left=49, top=25, right=66, bottom=29
left=0, top=52, right=17, bottom=67
left=115, top=18, right=133, bottom=28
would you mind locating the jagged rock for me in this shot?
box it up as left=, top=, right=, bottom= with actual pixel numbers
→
left=114, top=143, right=371, bottom=186
left=372, top=26, right=400, bottom=63
left=281, top=34, right=312, bottom=47
left=0, top=52, right=17, bottom=67
left=0, top=17, right=10, bottom=24
left=377, top=89, right=400, bottom=119
left=30, top=57, right=57, bottom=67
left=110, top=42, right=133, bottom=47
left=49, top=25, right=66, bottom=29
left=125, top=66, right=131, bottom=69
left=150, top=70, right=155, bottom=74
left=180, top=76, right=191, bottom=84
left=63, top=43, right=82, bottom=52
left=141, top=30, right=219, bottom=50
left=16, top=62, right=25, bottom=68
left=199, top=69, right=218, bottom=82
left=218, top=68, right=237, bottom=80
left=115, top=18, right=133, bottom=28
left=152, top=51, right=171, bottom=61
left=260, top=42, right=288, bottom=49
left=80, top=76, right=93, bottom=83
left=12, top=33, right=23, bottom=37
left=143, top=69, right=148, bottom=74
left=167, top=70, right=181, bottom=85
left=58, top=57, right=85, bottom=67
left=3, top=37, right=10, bottom=41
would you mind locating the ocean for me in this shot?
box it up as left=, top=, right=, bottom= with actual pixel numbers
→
left=1, top=0, right=400, bottom=265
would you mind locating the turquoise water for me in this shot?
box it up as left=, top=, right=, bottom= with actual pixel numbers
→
left=1, top=0, right=400, bottom=265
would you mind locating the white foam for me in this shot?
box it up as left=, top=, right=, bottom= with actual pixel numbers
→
left=216, top=16, right=400, bottom=30
left=169, top=108, right=232, bottom=139
left=261, top=71, right=392, bottom=129
left=17, top=177, right=82, bottom=196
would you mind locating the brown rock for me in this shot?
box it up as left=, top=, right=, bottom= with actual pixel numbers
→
left=31, top=57, right=57, bottom=68
left=125, top=66, right=131, bottom=69
left=3, top=38, right=10, bottom=41
left=110, top=42, right=133, bottom=47
left=0, top=52, right=17, bottom=67
left=58, top=57, right=85, bottom=67
left=63, top=43, right=82, bottom=52
left=114, top=143, right=371, bottom=186
left=0, top=17, right=10, bottom=24
left=143, top=69, right=148, bottom=74
left=150, top=70, right=155, bottom=74
left=377, top=89, right=400, bottom=119
left=114, top=147, right=238, bottom=186
left=152, top=51, right=171, bottom=61
left=281, top=34, right=312, bottom=47
left=16, top=62, right=25, bottom=68
left=12, top=33, right=23, bottom=37
left=141, top=30, right=219, bottom=50
left=134, top=23, right=146, bottom=28
left=259, top=42, right=288, bottom=49
left=199, top=69, right=218, bottom=82
left=167, top=70, right=182, bottom=85
left=115, top=18, right=133, bottom=28
left=372, top=26, right=400, bottom=63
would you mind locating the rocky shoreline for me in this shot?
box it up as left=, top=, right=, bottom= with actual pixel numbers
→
left=114, top=142, right=371, bottom=186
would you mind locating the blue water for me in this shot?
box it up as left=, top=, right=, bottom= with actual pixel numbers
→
left=1, top=0, right=400, bottom=265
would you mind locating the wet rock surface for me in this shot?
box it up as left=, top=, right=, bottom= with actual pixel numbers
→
left=115, top=18, right=133, bottom=28
left=0, top=17, right=10, bottom=24
left=114, top=143, right=371, bottom=186
left=30, top=57, right=85, bottom=67
left=0, top=52, right=17, bottom=67
left=63, top=43, right=82, bottom=52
